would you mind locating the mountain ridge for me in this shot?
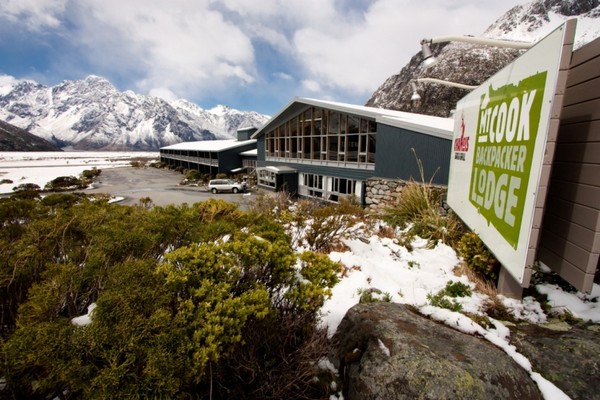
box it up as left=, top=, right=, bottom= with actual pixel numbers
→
left=0, top=75, right=270, bottom=151
left=366, top=0, right=600, bottom=118
left=0, top=119, right=62, bottom=151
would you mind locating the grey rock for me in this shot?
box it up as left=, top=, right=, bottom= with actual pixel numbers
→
left=510, top=321, right=600, bottom=400
left=332, top=303, right=542, bottom=400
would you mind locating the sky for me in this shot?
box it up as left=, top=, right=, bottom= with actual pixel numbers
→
left=0, top=0, right=531, bottom=116
left=3, top=151, right=599, bottom=399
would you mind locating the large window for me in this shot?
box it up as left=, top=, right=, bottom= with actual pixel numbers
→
left=303, top=173, right=323, bottom=198
left=258, top=169, right=276, bottom=187
left=265, top=107, right=376, bottom=168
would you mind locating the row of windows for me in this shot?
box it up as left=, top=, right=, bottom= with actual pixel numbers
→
left=271, top=108, right=377, bottom=138
left=161, top=150, right=218, bottom=159
left=258, top=169, right=276, bottom=187
left=265, top=107, right=376, bottom=165
left=301, top=173, right=357, bottom=202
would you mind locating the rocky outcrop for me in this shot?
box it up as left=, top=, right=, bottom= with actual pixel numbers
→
left=0, top=119, right=62, bottom=151
left=331, top=303, right=542, bottom=400
left=509, top=321, right=600, bottom=400
left=366, top=0, right=600, bottom=118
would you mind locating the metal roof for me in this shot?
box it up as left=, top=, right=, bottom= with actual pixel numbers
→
left=251, top=97, right=454, bottom=140
left=160, top=139, right=256, bottom=152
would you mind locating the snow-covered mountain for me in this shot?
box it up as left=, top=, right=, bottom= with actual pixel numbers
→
left=366, top=0, right=600, bottom=117
left=0, top=75, right=270, bottom=151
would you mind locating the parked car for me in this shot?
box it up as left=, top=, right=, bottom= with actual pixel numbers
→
left=208, top=179, right=246, bottom=194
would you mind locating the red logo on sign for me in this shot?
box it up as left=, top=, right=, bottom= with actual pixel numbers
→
left=454, top=114, right=469, bottom=152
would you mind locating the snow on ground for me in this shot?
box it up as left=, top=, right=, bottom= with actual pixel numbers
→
left=7, top=152, right=598, bottom=400
left=0, top=151, right=158, bottom=194
left=324, top=229, right=585, bottom=400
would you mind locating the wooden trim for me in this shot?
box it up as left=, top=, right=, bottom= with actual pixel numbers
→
left=563, top=76, right=600, bottom=106
left=538, top=247, right=596, bottom=293
left=566, top=55, right=600, bottom=87
left=557, top=120, right=600, bottom=143
left=561, top=98, right=600, bottom=122
left=570, top=36, right=600, bottom=67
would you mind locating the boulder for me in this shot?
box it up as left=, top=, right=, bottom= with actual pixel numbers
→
left=332, top=303, right=541, bottom=400
left=510, top=321, right=600, bottom=400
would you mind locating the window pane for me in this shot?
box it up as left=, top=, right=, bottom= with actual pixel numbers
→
left=328, top=112, right=339, bottom=135
left=348, top=115, right=359, bottom=133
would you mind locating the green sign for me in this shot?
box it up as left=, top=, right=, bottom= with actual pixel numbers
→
left=469, top=71, right=547, bottom=249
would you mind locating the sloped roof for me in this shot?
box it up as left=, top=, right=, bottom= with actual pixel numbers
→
left=160, top=139, right=256, bottom=152
left=251, top=97, right=454, bottom=140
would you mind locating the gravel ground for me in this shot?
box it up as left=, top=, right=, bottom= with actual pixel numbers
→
left=86, top=166, right=257, bottom=209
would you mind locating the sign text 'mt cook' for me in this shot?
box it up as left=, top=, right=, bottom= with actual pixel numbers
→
left=469, top=71, right=547, bottom=249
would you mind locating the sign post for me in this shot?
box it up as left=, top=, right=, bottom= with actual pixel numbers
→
left=447, top=20, right=576, bottom=294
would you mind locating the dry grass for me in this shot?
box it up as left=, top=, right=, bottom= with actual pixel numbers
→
left=454, top=262, right=512, bottom=321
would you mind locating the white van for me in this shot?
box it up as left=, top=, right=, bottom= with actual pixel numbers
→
left=208, top=179, right=246, bottom=194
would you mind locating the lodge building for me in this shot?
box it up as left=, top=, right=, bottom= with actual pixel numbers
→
left=159, top=97, right=454, bottom=206
left=251, top=98, right=453, bottom=204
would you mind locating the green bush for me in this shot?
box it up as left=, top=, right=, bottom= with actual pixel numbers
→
left=290, top=197, right=364, bottom=252
left=458, top=232, right=500, bottom=282
left=357, top=288, right=392, bottom=303
left=0, top=196, right=339, bottom=399
left=185, top=169, right=202, bottom=182
left=427, top=281, right=472, bottom=312
left=44, top=176, right=86, bottom=191
left=130, top=160, right=146, bottom=168
left=383, top=181, right=463, bottom=247
left=81, top=168, right=101, bottom=180
left=12, top=183, right=41, bottom=192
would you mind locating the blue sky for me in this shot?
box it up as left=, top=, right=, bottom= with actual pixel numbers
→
left=0, top=0, right=529, bottom=116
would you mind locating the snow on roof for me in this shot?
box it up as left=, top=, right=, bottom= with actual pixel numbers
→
left=240, top=149, right=257, bottom=157
left=252, top=97, right=454, bottom=140
left=160, top=139, right=256, bottom=152
left=264, top=165, right=297, bottom=173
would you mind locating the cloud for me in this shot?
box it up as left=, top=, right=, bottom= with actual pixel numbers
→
left=301, top=79, right=321, bottom=92
left=273, top=72, right=293, bottom=81
left=291, top=0, right=528, bottom=99
left=0, top=0, right=529, bottom=113
left=69, top=0, right=256, bottom=99
left=0, top=0, right=67, bottom=30
left=148, top=87, right=179, bottom=103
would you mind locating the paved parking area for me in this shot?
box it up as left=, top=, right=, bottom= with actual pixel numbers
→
left=86, top=167, right=257, bottom=209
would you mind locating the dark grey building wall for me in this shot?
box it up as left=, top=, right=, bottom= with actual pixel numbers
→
left=260, top=160, right=375, bottom=181
left=237, top=128, right=257, bottom=141
left=218, top=142, right=257, bottom=173
left=375, top=124, right=451, bottom=185
left=257, top=136, right=266, bottom=165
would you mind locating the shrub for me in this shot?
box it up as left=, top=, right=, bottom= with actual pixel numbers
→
left=247, top=191, right=294, bottom=218
left=130, top=160, right=145, bottom=168
left=296, top=197, right=364, bottom=252
left=0, top=198, right=339, bottom=399
left=383, top=180, right=463, bottom=247
left=149, top=161, right=167, bottom=169
left=184, top=169, right=202, bottom=182
left=44, top=176, right=86, bottom=191
left=427, top=281, right=472, bottom=312
left=458, top=232, right=500, bottom=282
left=358, top=288, right=392, bottom=303
left=382, top=151, right=463, bottom=247
left=12, top=183, right=41, bottom=192
left=41, top=193, right=87, bottom=208
left=1, top=178, right=13, bottom=185
left=81, top=168, right=101, bottom=180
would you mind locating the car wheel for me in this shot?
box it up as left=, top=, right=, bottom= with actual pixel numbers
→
left=211, top=188, right=217, bottom=194
left=232, top=187, right=239, bottom=194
